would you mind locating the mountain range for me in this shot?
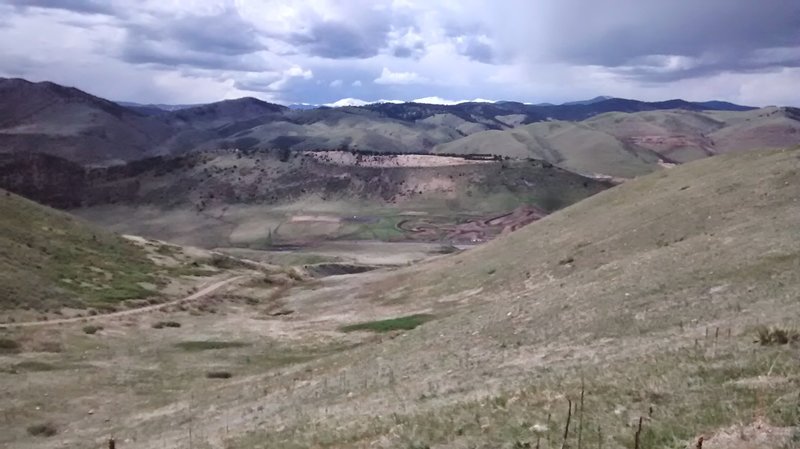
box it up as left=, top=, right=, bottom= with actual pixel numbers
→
left=5, top=77, right=795, bottom=179
left=3, top=77, right=800, bottom=449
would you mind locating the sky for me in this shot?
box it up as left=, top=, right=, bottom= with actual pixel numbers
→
left=0, top=0, right=799, bottom=106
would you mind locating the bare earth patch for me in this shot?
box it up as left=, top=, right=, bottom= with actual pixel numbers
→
left=289, top=215, right=342, bottom=223
left=303, top=150, right=494, bottom=167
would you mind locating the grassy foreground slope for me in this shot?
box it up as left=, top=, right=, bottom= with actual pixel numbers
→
left=0, top=189, right=159, bottom=311
left=235, top=147, right=800, bottom=448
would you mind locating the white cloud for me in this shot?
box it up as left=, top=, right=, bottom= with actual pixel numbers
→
left=263, top=65, right=313, bottom=91
left=0, top=1, right=798, bottom=106
left=374, top=67, right=427, bottom=85
left=285, top=65, right=313, bottom=79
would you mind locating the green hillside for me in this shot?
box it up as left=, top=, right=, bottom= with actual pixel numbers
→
left=0, top=189, right=160, bottom=311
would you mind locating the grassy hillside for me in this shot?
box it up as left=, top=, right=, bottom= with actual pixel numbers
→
left=2, top=149, right=798, bottom=449
left=434, top=107, right=800, bottom=178
left=227, top=147, right=800, bottom=448
left=0, top=189, right=160, bottom=311
left=393, top=146, right=800, bottom=307
left=708, top=107, right=800, bottom=153
left=0, top=150, right=610, bottom=248
left=436, top=120, right=663, bottom=177
left=0, top=78, right=173, bottom=164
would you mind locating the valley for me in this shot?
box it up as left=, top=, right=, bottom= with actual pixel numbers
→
left=1, top=78, right=799, bottom=449
left=0, top=148, right=609, bottom=253
left=4, top=0, right=800, bottom=446
left=1, top=148, right=799, bottom=449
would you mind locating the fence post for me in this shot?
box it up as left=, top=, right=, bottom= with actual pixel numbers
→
left=562, top=399, right=572, bottom=449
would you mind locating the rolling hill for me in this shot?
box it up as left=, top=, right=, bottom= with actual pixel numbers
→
left=164, top=97, right=288, bottom=129
left=0, top=78, right=173, bottom=164
left=436, top=106, right=800, bottom=177
left=1, top=78, right=776, bottom=168
left=0, top=149, right=611, bottom=248
left=434, top=119, right=665, bottom=178
left=0, top=188, right=161, bottom=312
left=231, top=146, right=800, bottom=447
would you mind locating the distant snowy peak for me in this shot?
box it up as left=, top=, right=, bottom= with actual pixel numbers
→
left=321, top=97, right=496, bottom=107
left=324, top=98, right=371, bottom=107
left=411, top=97, right=496, bottom=105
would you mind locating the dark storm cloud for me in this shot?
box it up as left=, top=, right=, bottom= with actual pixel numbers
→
left=392, top=41, right=425, bottom=59
left=287, top=20, right=391, bottom=59
left=0, top=52, right=46, bottom=76
left=0, top=4, right=10, bottom=27
left=5, top=0, right=113, bottom=15
left=458, top=37, right=494, bottom=64
left=529, top=0, right=800, bottom=80
left=119, top=7, right=266, bottom=70
left=233, top=77, right=280, bottom=92
left=160, top=9, right=263, bottom=55
left=615, top=49, right=800, bottom=83
left=392, top=46, right=413, bottom=58
left=121, top=44, right=266, bottom=72
left=441, top=22, right=497, bottom=63
left=2, top=0, right=800, bottom=106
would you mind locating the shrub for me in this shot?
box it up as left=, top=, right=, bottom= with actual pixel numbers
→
left=340, top=314, right=435, bottom=333
left=206, top=371, right=233, bottom=379
left=208, top=254, right=249, bottom=269
left=156, top=244, right=178, bottom=256
left=286, top=269, right=305, bottom=281
left=14, top=361, right=57, bottom=372
left=82, top=325, right=103, bottom=335
left=27, top=423, right=57, bottom=437
left=435, top=245, right=460, bottom=255
left=756, top=326, right=799, bottom=345
left=0, top=338, right=21, bottom=354
left=152, top=321, right=181, bottom=329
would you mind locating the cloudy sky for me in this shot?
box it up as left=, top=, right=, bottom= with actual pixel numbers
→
left=1, top=0, right=799, bottom=106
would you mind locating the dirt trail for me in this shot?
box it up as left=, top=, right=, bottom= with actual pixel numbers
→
left=0, top=276, right=244, bottom=329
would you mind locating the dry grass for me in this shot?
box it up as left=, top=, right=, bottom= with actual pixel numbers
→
left=175, top=340, right=250, bottom=351
left=2, top=148, right=800, bottom=449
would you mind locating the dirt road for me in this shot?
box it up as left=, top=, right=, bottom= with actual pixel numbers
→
left=0, top=276, right=244, bottom=329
